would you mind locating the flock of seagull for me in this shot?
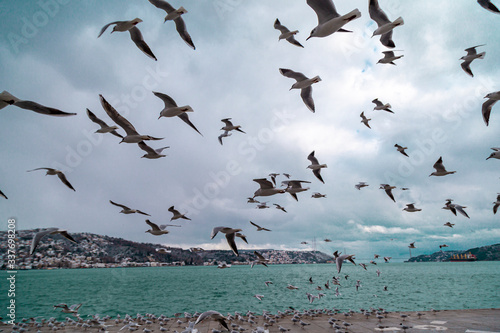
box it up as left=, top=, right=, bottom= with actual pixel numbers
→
left=2, top=0, right=500, bottom=328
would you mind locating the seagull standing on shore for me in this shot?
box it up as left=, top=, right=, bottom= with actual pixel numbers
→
left=27, top=168, right=75, bottom=191
left=274, top=19, right=303, bottom=48
left=306, top=0, right=361, bottom=40
left=279, top=68, right=321, bottom=112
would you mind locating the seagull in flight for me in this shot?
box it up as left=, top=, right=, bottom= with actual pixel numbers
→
left=430, top=156, right=456, bottom=176
left=377, top=51, right=404, bottom=65
left=493, top=194, right=500, bottom=214
left=168, top=206, right=191, bottom=221
left=282, top=180, right=311, bottom=201
left=394, top=144, right=409, bottom=157
left=99, top=95, right=163, bottom=144
left=221, top=118, right=245, bottom=133
left=273, top=203, right=287, bottom=213
left=250, top=221, right=271, bottom=231
left=27, top=168, right=75, bottom=191
left=306, top=0, right=361, bottom=40
left=145, top=219, right=180, bottom=235
left=86, top=109, right=123, bottom=138
left=372, top=98, right=394, bottom=113
left=403, top=203, right=421, bottom=212
left=444, top=222, right=455, bottom=228
left=109, top=200, right=150, bottom=216
left=279, top=68, right=321, bottom=113
left=153, top=92, right=202, bottom=136
left=274, top=18, right=303, bottom=48
left=335, top=254, right=356, bottom=273
left=0, top=90, right=76, bottom=116
left=360, top=111, right=371, bottom=128
left=460, top=45, right=485, bottom=77
left=482, top=91, right=500, bottom=126
left=138, top=141, right=169, bottom=159
left=442, top=199, right=470, bottom=218
left=147, top=0, right=196, bottom=49
left=379, top=184, right=396, bottom=202
left=371, top=16, right=404, bottom=38
left=355, top=182, right=369, bottom=190
left=30, top=228, right=77, bottom=255
left=368, top=0, right=397, bottom=48
left=0, top=189, right=7, bottom=199
left=253, top=178, right=285, bottom=198
left=195, top=311, right=229, bottom=331
left=98, top=18, right=157, bottom=60
left=211, top=227, right=243, bottom=256
left=307, top=151, right=327, bottom=183
left=486, top=147, right=500, bottom=160
left=477, top=0, right=500, bottom=14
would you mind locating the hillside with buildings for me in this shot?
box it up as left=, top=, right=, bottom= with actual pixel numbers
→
left=407, top=243, right=500, bottom=262
left=0, top=229, right=333, bottom=269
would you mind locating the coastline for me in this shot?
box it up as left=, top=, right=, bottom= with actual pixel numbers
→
left=1, top=308, right=498, bottom=333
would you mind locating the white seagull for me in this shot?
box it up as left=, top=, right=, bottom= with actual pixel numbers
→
left=253, top=178, right=286, bottom=198
left=482, top=91, right=500, bottom=126
left=218, top=130, right=232, bottom=145
left=86, top=109, right=123, bottom=138
left=372, top=98, right=394, bottom=113
left=274, top=18, right=303, bottom=48
left=153, top=92, right=202, bottom=136
left=109, top=200, right=150, bottom=216
left=145, top=219, right=180, bottom=236
left=279, top=68, right=321, bottom=112
left=372, top=16, right=404, bottom=38
left=281, top=180, right=311, bottom=201
left=98, top=18, right=157, bottom=60
left=138, top=141, right=169, bottom=159
left=148, top=0, right=196, bottom=49
left=0, top=90, right=76, bottom=116
left=100, top=95, right=163, bottom=143
left=306, top=0, right=361, bottom=39
left=53, top=303, right=82, bottom=316
left=460, top=44, right=485, bottom=77
left=355, top=182, right=369, bottom=190
left=30, top=228, right=77, bottom=255
left=168, top=206, right=191, bottom=221
left=403, top=203, right=422, bottom=212
left=211, top=227, right=243, bottom=256
left=27, top=168, right=75, bottom=191
left=430, top=156, right=456, bottom=176
left=368, top=0, right=397, bottom=48
left=360, top=111, right=371, bottom=128
left=195, top=311, right=229, bottom=331
left=336, top=254, right=356, bottom=273
left=250, top=221, right=271, bottom=231
left=307, top=151, right=327, bottom=183
left=221, top=118, right=245, bottom=133
left=377, top=50, right=404, bottom=65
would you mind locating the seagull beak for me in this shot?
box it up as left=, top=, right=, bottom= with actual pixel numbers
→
left=306, top=35, right=312, bottom=41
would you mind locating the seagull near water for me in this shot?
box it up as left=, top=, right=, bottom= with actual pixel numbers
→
left=53, top=303, right=82, bottom=316
left=307, top=151, right=327, bottom=183
left=99, top=95, right=164, bottom=144
left=109, top=200, right=150, bottom=216
left=460, top=44, right=485, bottom=77
left=335, top=254, right=356, bottom=273
left=306, top=0, right=361, bottom=39
left=147, top=0, right=196, bottom=49
left=279, top=68, right=321, bottom=112
left=153, top=91, right=202, bottom=136
left=274, top=18, right=304, bottom=48
left=195, top=311, right=229, bottom=331
left=145, top=219, right=180, bottom=236
left=27, top=168, right=75, bottom=191
left=0, top=90, right=76, bottom=116
left=30, top=228, right=77, bottom=255
left=211, top=227, right=243, bottom=256
left=98, top=18, right=157, bottom=60
left=482, top=90, right=500, bottom=126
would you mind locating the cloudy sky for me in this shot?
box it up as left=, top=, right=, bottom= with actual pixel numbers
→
left=1, top=0, right=499, bottom=260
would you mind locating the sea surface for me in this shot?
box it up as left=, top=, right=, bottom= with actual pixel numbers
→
left=1, top=262, right=499, bottom=320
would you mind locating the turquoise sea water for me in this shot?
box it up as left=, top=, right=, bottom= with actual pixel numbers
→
left=1, top=262, right=499, bottom=321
